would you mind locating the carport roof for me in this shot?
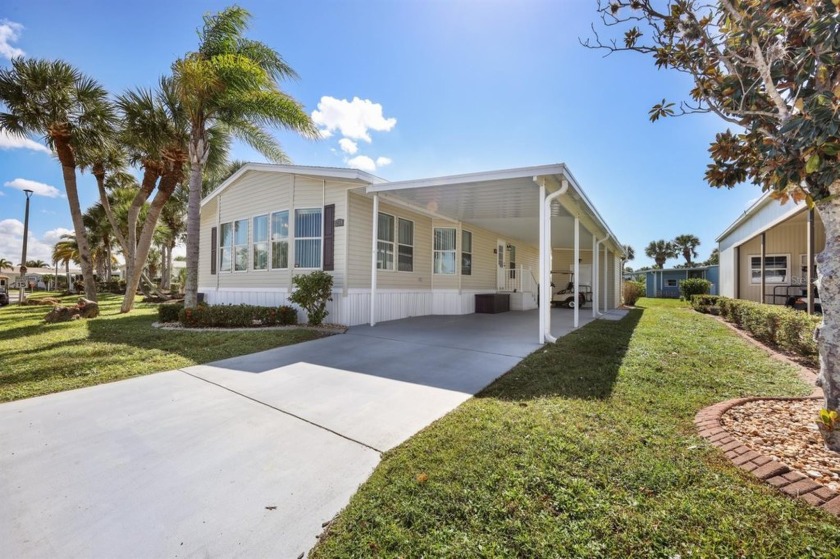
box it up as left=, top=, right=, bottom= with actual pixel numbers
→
left=367, top=164, right=623, bottom=253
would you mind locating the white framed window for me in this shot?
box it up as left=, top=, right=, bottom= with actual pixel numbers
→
left=461, top=230, right=472, bottom=276
left=233, top=219, right=248, bottom=272
left=271, top=210, right=289, bottom=269
left=434, top=227, right=456, bottom=274
left=377, top=212, right=395, bottom=270
left=750, top=254, right=789, bottom=284
left=252, top=214, right=269, bottom=271
left=295, top=208, right=322, bottom=268
left=666, top=279, right=677, bottom=287
left=219, top=222, right=232, bottom=272
left=398, top=218, right=414, bottom=272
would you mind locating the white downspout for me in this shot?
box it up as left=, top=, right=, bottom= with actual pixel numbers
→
left=573, top=216, right=580, bottom=329
left=370, top=193, right=379, bottom=326
left=538, top=177, right=569, bottom=343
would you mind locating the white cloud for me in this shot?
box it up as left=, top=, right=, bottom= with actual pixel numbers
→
left=42, top=227, right=73, bottom=244
left=4, top=178, right=63, bottom=198
left=346, top=155, right=377, bottom=173
left=0, top=130, right=50, bottom=154
left=0, top=219, right=60, bottom=264
left=312, top=96, right=396, bottom=142
left=338, top=138, right=358, bottom=155
left=0, top=20, right=24, bottom=60
left=376, top=156, right=392, bottom=167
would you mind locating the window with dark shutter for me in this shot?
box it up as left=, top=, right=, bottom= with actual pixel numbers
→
left=323, top=204, right=335, bottom=271
left=210, top=226, right=217, bottom=275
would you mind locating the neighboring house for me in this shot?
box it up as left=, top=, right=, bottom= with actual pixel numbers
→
left=198, top=163, right=624, bottom=342
left=642, top=265, right=719, bottom=298
left=3, top=266, right=82, bottom=290
left=717, top=192, right=824, bottom=311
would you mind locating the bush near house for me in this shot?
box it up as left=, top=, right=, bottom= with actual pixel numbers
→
left=691, top=295, right=820, bottom=365
left=679, top=278, right=711, bottom=301
left=158, top=303, right=184, bottom=323
left=178, top=304, right=298, bottom=328
left=289, top=271, right=333, bottom=326
left=622, top=280, right=645, bottom=306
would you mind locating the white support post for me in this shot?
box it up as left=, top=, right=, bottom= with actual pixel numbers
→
left=574, top=216, right=580, bottom=328
left=592, top=235, right=598, bottom=318
left=538, top=183, right=546, bottom=343
left=602, top=245, right=608, bottom=312
left=370, top=193, right=379, bottom=326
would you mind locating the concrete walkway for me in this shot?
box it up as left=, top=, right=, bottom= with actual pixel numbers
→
left=0, top=307, right=608, bottom=558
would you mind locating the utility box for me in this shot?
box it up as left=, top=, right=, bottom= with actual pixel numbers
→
left=475, top=293, right=510, bottom=314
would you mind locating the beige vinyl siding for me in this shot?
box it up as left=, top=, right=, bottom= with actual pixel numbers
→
left=197, top=197, right=218, bottom=289
left=347, top=193, right=434, bottom=290
left=201, top=170, right=361, bottom=292
left=460, top=228, right=497, bottom=291
left=737, top=214, right=825, bottom=303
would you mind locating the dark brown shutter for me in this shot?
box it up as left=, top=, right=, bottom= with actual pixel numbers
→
left=323, top=204, right=335, bottom=271
left=210, top=226, right=217, bottom=275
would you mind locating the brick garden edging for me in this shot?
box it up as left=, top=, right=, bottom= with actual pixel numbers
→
left=695, top=397, right=840, bottom=517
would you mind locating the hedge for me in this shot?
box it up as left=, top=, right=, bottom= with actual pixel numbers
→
left=691, top=294, right=820, bottom=366
left=177, top=304, right=299, bottom=328
left=158, top=303, right=184, bottom=323
left=679, top=278, right=711, bottom=301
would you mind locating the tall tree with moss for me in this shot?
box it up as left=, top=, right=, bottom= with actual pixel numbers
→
left=173, top=6, right=317, bottom=308
left=0, top=59, right=115, bottom=301
left=588, top=0, right=840, bottom=449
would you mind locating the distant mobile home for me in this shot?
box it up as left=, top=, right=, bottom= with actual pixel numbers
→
left=639, top=265, right=719, bottom=298
left=198, top=163, right=625, bottom=342
left=717, top=193, right=823, bottom=312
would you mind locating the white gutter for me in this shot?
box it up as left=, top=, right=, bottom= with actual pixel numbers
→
left=370, top=193, right=379, bottom=326
left=540, top=177, right=569, bottom=343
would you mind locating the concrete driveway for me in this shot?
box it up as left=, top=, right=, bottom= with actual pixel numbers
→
left=0, top=308, right=604, bottom=558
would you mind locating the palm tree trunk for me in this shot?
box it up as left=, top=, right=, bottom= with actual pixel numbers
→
left=815, top=182, right=840, bottom=451
left=54, top=137, right=97, bottom=301
left=184, top=133, right=209, bottom=308
left=120, top=169, right=180, bottom=313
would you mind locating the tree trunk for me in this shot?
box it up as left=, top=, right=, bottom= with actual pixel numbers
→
left=184, top=133, right=209, bottom=308
left=120, top=168, right=180, bottom=313
left=815, top=183, right=840, bottom=451
left=54, top=137, right=97, bottom=301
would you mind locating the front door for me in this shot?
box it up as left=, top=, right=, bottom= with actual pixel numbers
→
left=497, top=239, right=507, bottom=290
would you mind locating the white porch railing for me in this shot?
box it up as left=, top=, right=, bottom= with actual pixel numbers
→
left=500, top=266, right=538, bottom=306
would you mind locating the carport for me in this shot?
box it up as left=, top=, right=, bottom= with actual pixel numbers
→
left=365, top=164, right=624, bottom=342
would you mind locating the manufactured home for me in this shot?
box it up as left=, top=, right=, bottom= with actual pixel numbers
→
left=642, top=265, right=719, bottom=298
left=717, top=193, right=824, bottom=312
left=198, top=163, right=624, bottom=342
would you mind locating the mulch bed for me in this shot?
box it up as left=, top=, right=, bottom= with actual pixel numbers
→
left=695, top=315, right=840, bottom=516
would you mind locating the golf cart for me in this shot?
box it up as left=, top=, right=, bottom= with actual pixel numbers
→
left=551, top=272, right=591, bottom=309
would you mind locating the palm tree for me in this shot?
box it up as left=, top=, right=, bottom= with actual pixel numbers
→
left=705, top=248, right=720, bottom=266
left=0, top=58, right=115, bottom=301
left=0, top=258, right=13, bottom=271
left=173, top=6, right=317, bottom=308
left=52, top=235, right=79, bottom=292
left=24, top=259, right=48, bottom=268
left=645, top=240, right=677, bottom=269
left=158, top=184, right=188, bottom=291
left=673, top=234, right=701, bottom=266
left=620, top=244, right=635, bottom=274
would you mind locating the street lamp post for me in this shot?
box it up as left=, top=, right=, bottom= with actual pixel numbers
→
left=19, top=188, right=34, bottom=303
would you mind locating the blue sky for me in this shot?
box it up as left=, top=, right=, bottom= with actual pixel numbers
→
left=0, top=0, right=761, bottom=268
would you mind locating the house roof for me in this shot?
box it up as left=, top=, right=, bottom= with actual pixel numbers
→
left=201, top=163, right=385, bottom=208
left=367, top=164, right=624, bottom=253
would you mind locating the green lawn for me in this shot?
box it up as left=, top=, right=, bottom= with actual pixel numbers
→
left=0, top=293, right=320, bottom=402
left=312, top=298, right=840, bottom=558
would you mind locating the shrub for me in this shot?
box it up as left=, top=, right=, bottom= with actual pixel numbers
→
left=158, top=302, right=184, bottom=323
left=679, top=278, right=711, bottom=301
left=696, top=295, right=820, bottom=366
left=690, top=294, right=720, bottom=313
left=178, top=304, right=298, bottom=328
left=289, top=271, right=333, bottom=326
left=622, top=280, right=645, bottom=306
